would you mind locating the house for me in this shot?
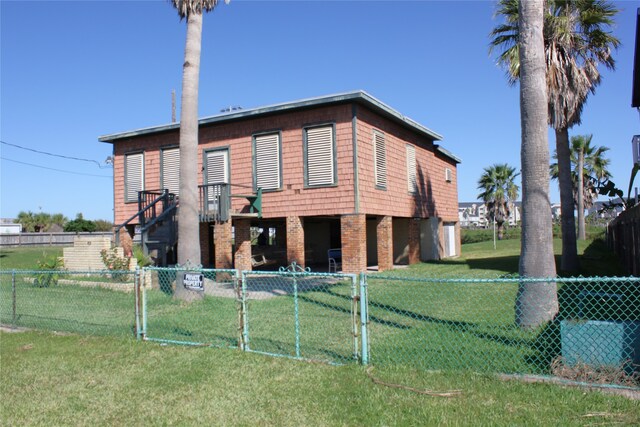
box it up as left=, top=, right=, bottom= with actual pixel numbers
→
left=99, top=91, right=461, bottom=273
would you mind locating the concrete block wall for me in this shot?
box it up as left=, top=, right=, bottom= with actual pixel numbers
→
left=63, top=236, right=127, bottom=271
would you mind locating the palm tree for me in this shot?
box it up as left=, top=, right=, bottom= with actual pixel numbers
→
left=477, top=164, right=520, bottom=240
left=490, top=0, right=620, bottom=273
left=551, top=134, right=611, bottom=239
left=171, top=0, right=227, bottom=285
left=515, top=0, right=558, bottom=328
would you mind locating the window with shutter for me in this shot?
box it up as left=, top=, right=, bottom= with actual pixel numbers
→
left=254, top=133, right=281, bottom=191
left=204, top=149, right=229, bottom=203
left=305, top=125, right=335, bottom=187
left=373, top=130, right=387, bottom=189
left=125, top=152, right=144, bottom=203
left=406, top=144, right=417, bottom=193
left=161, top=147, right=180, bottom=195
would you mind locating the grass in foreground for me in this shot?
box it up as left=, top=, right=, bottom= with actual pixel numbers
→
left=2, top=331, right=638, bottom=426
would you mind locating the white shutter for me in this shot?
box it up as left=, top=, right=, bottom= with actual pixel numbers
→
left=406, top=144, right=416, bottom=193
left=255, top=133, right=281, bottom=190
left=373, top=131, right=387, bottom=188
left=125, top=152, right=144, bottom=202
left=161, top=148, right=180, bottom=195
left=205, top=150, right=229, bottom=202
left=306, top=126, right=334, bottom=186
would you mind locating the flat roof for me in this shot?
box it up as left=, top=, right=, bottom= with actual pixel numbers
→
left=99, top=90, right=460, bottom=163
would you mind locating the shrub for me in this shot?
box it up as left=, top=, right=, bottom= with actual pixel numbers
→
left=100, top=248, right=131, bottom=271
left=34, top=253, right=63, bottom=287
left=132, top=245, right=152, bottom=267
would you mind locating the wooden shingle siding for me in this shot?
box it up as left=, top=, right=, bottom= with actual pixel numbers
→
left=110, top=102, right=458, bottom=225
left=355, top=107, right=458, bottom=221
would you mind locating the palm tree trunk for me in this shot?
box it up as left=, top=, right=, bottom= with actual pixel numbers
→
left=555, top=128, right=579, bottom=271
left=577, top=146, right=586, bottom=240
left=176, top=11, right=203, bottom=299
left=516, top=0, right=558, bottom=328
left=497, top=222, right=505, bottom=240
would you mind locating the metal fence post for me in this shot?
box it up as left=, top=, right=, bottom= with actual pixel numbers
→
left=359, top=273, right=369, bottom=365
left=351, top=274, right=359, bottom=361
left=293, top=275, right=301, bottom=358
left=134, top=267, right=141, bottom=340
left=141, top=282, right=147, bottom=340
left=12, top=270, right=17, bottom=329
left=241, top=271, right=250, bottom=351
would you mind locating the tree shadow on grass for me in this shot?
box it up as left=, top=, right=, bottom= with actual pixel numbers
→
left=433, top=256, right=520, bottom=275
left=299, top=288, right=533, bottom=349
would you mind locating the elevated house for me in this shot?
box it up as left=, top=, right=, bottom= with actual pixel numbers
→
left=99, top=91, right=460, bottom=273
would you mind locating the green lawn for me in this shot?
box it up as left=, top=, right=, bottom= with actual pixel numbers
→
left=2, top=331, right=638, bottom=426
left=1, top=241, right=638, bottom=425
left=0, top=246, right=63, bottom=270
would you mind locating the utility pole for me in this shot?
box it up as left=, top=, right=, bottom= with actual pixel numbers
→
left=172, top=89, right=176, bottom=123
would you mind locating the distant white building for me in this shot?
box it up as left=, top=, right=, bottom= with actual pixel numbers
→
left=458, top=203, right=489, bottom=228
left=459, top=202, right=520, bottom=227
left=0, top=222, right=22, bottom=234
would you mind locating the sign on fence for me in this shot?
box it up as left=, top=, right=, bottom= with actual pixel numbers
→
left=180, top=272, right=204, bottom=291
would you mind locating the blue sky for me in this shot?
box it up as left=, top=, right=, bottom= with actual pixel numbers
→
left=1, top=0, right=638, bottom=222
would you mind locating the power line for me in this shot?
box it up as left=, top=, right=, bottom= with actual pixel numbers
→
left=0, top=140, right=110, bottom=168
left=1, top=157, right=112, bottom=178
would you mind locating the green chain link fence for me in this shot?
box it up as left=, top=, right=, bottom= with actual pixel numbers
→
left=1, top=267, right=638, bottom=389
left=240, top=267, right=359, bottom=365
left=0, top=270, right=136, bottom=337
left=140, top=267, right=240, bottom=348
left=364, top=274, right=640, bottom=387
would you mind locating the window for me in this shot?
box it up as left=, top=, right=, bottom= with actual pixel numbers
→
left=373, top=130, right=387, bottom=189
left=406, top=144, right=416, bottom=193
left=204, top=149, right=230, bottom=210
left=253, top=132, right=281, bottom=191
left=205, top=149, right=229, bottom=185
left=125, top=152, right=144, bottom=203
left=304, top=124, right=336, bottom=187
left=161, top=147, right=180, bottom=195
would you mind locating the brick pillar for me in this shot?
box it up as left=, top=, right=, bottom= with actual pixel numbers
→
left=376, top=216, right=393, bottom=272
left=286, top=216, right=305, bottom=267
left=341, top=214, right=367, bottom=273
left=408, top=218, right=421, bottom=265
left=198, top=223, right=212, bottom=267
left=234, top=219, right=252, bottom=272
left=214, top=221, right=233, bottom=269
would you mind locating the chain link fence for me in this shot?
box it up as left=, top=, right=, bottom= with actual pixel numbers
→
left=365, top=274, right=640, bottom=387
left=2, top=266, right=638, bottom=389
left=0, top=270, right=135, bottom=337
left=140, top=267, right=240, bottom=348
left=240, top=269, right=359, bottom=364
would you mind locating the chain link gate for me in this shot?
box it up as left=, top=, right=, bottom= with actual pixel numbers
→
left=138, top=267, right=241, bottom=348
left=240, top=265, right=360, bottom=365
